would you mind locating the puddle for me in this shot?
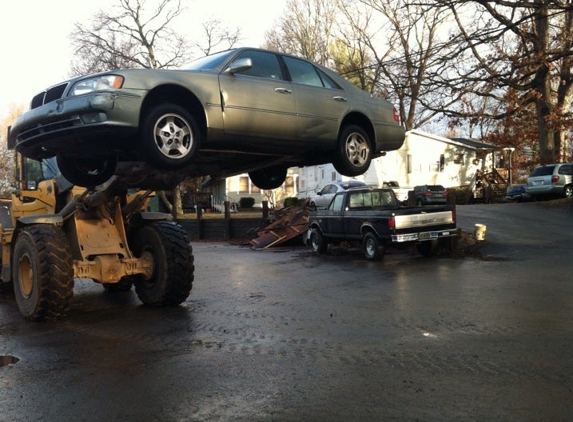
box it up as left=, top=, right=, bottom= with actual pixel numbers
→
left=0, top=355, right=19, bottom=367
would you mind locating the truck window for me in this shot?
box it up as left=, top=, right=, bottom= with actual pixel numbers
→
left=348, top=191, right=396, bottom=209
left=329, top=194, right=344, bottom=211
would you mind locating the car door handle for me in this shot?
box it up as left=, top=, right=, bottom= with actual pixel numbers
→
left=274, top=87, right=293, bottom=94
left=333, top=96, right=348, bottom=102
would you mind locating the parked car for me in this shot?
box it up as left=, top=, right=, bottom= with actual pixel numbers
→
left=7, top=47, right=405, bottom=189
left=412, top=184, right=448, bottom=206
left=382, top=180, right=411, bottom=204
left=505, top=184, right=530, bottom=202
left=526, top=163, right=572, bottom=199
left=309, top=181, right=369, bottom=209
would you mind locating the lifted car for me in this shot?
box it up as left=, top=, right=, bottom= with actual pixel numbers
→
left=8, top=47, right=405, bottom=190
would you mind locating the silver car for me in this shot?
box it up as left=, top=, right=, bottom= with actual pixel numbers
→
left=309, top=180, right=369, bottom=209
left=7, top=48, right=405, bottom=189
left=526, top=163, right=572, bottom=199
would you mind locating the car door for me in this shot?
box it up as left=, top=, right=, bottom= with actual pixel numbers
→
left=282, top=56, right=348, bottom=145
left=218, top=50, right=298, bottom=144
left=320, top=193, right=346, bottom=238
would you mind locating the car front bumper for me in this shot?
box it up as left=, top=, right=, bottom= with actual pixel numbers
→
left=8, top=90, right=144, bottom=158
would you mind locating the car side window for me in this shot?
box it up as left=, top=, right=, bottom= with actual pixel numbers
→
left=559, top=164, right=572, bottom=175
left=283, top=56, right=324, bottom=87
left=234, top=51, right=284, bottom=80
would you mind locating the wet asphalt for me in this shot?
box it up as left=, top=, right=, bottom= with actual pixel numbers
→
left=0, top=201, right=572, bottom=422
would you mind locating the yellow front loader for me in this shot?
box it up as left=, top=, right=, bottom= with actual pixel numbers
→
left=0, top=155, right=194, bottom=321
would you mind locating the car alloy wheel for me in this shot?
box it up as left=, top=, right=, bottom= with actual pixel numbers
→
left=141, top=103, right=200, bottom=169
left=333, top=125, right=372, bottom=177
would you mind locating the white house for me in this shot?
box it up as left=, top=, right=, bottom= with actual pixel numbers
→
left=298, top=129, right=496, bottom=198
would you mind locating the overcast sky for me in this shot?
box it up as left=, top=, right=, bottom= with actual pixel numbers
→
left=0, top=0, right=287, bottom=118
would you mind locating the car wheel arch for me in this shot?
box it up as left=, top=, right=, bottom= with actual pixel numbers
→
left=140, top=85, right=207, bottom=137
left=339, top=112, right=375, bottom=150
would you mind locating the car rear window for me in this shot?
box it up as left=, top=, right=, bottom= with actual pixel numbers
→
left=530, top=165, right=555, bottom=177
left=427, top=185, right=445, bottom=191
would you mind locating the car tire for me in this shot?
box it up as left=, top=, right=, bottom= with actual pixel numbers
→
left=56, top=154, right=117, bottom=187
left=363, top=232, right=384, bottom=261
left=309, top=228, right=327, bottom=254
left=564, top=185, right=572, bottom=198
left=249, top=166, right=287, bottom=190
left=140, top=103, right=200, bottom=169
left=333, top=125, right=372, bottom=177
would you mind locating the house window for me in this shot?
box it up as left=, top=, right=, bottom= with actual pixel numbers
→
left=239, top=176, right=249, bottom=193
left=331, top=172, right=336, bottom=181
left=284, top=176, right=295, bottom=196
left=407, top=154, right=413, bottom=174
left=439, top=154, right=445, bottom=172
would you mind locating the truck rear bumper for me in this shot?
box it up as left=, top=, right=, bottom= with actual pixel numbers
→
left=392, top=228, right=458, bottom=243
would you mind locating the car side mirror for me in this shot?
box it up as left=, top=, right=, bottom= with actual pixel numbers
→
left=226, top=58, right=253, bottom=74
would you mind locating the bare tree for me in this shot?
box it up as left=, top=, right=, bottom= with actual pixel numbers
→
left=434, top=0, right=573, bottom=164
left=192, top=18, right=241, bottom=56
left=340, top=0, right=468, bottom=131
left=263, top=0, right=338, bottom=66
left=70, top=0, right=190, bottom=75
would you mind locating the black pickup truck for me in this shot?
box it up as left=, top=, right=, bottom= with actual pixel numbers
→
left=308, top=188, right=458, bottom=260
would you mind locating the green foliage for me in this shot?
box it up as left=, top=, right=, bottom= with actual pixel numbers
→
left=283, top=197, right=299, bottom=208
left=239, top=197, right=255, bottom=209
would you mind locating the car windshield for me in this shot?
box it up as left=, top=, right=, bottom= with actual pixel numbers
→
left=180, top=50, right=236, bottom=71
left=530, top=166, right=555, bottom=177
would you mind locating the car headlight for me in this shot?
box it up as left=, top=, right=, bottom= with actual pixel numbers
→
left=69, top=75, right=124, bottom=96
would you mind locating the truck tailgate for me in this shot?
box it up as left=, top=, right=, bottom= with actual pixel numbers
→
left=394, top=210, right=454, bottom=229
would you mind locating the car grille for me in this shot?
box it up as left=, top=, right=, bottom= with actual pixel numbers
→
left=30, top=83, right=68, bottom=109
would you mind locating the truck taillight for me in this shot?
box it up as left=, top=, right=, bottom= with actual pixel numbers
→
left=393, top=106, right=400, bottom=123
left=452, top=208, right=456, bottom=223
left=389, top=215, right=395, bottom=229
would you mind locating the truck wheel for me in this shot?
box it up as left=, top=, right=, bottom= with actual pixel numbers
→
left=310, top=228, right=327, bottom=254
left=249, top=166, right=287, bottom=190
left=131, top=222, right=194, bottom=306
left=141, top=103, right=201, bottom=169
left=333, top=125, right=372, bottom=177
left=417, top=240, right=438, bottom=257
left=363, top=232, right=384, bottom=261
left=57, top=154, right=117, bottom=187
left=12, top=225, right=74, bottom=321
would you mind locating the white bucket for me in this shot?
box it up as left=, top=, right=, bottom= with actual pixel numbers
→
left=474, top=224, right=487, bottom=241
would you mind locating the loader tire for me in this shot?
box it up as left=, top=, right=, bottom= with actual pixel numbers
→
left=12, top=225, right=74, bottom=321
left=131, top=222, right=194, bottom=306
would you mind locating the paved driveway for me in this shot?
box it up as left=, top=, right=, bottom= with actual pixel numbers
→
left=0, top=202, right=572, bottom=421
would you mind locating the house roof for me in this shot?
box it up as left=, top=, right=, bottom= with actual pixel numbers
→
left=448, top=137, right=495, bottom=151
left=408, top=129, right=495, bottom=151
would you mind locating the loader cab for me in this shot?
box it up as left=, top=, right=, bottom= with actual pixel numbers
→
left=17, top=156, right=59, bottom=191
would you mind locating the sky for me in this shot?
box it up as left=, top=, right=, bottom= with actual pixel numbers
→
left=0, top=0, right=287, bottom=119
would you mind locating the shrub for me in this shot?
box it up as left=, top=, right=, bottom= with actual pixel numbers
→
left=239, top=197, right=255, bottom=208
left=283, top=197, right=299, bottom=208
